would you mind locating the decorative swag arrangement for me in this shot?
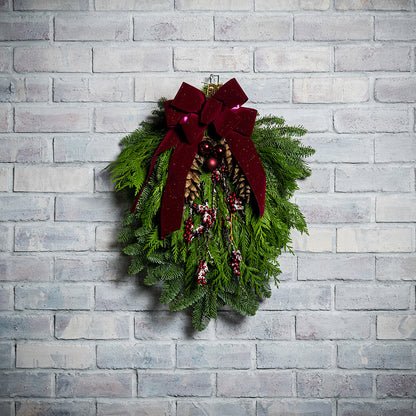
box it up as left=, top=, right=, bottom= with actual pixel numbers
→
left=108, top=77, right=314, bottom=330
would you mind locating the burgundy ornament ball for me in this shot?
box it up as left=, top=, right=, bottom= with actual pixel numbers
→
left=213, top=144, right=226, bottom=160
left=198, top=140, right=213, bottom=156
left=204, top=157, right=219, bottom=172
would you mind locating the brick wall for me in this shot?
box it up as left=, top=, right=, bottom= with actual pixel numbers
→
left=0, top=0, right=415, bottom=415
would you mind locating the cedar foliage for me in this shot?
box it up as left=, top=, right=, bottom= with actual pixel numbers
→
left=108, top=99, right=314, bottom=331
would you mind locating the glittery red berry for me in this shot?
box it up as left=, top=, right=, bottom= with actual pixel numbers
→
left=198, top=140, right=212, bottom=156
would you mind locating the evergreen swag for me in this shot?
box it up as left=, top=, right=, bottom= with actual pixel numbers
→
left=108, top=79, right=314, bottom=331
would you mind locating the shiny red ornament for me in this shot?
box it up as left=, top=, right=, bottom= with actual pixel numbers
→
left=198, top=140, right=213, bottom=156
left=213, top=144, right=226, bottom=160
left=204, top=157, right=219, bottom=172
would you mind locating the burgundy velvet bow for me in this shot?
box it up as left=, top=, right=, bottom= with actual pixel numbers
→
left=131, top=78, right=266, bottom=237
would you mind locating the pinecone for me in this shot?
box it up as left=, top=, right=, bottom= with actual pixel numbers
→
left=221, top=138, right=251, bottom=203
left=184, top=154, right=204, bottom=203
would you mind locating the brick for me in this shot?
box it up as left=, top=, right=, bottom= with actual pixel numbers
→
left=0, top=225, right=12, bottom=252
left=0, top=167, right=9, bottom=191
left=54, top=77, right=132, bottom=102
left=15, top=284, right=92, bottom=310
left=177, top=343, right=252, bottom=369
left=337, top=227, right=413, bottom=253
left=258, top=341, right=333, bottom=369
left=376, top=17, right=416, bottom=40
left=298, top=372, right=372, bottom=398
left=55, top=313, right=129, bottom=339
left=135, top=15, right=211, bottom=41
left=14, top=46, right=91, bottom=73
left=375, top=78, right=416, bottom=103
left=259, top=107, right=330, bottom=133
left=17, top=343, right=94, bottom=369
left=256, top=47, right=331, bottom=72
left=256, top=0, right=329, bottom=9
left=0, top=195, right=52, bottom=221
left=14, top=166, right=90, bottom=192
left=135, top=311, right=213, bottom=340
left=291, top=227, right=333, bottom=253
left=338, top=400, right=415, bottom=416
left=56, top=195, right=124, bottom=222
left=261, top=284, right=331, bottom=310
left=0, top=343, right=13, bottom=368
left=375, top=135, right=416, bottom=163
left=335, top=108, right=408, bottom=134
left=296, top=196, right=370, bottom=223
left=55, top=254, right=128, bottom=282
left=0, top=0, right=8, bottom=10
left=15, top=224, right=93, bottom=252
left=298, top=254, right=374, bottom=281
left=96, top=283, right=168, bottom=311
left=293, top=78, right=369, bottom=103
left=377, top=374, right=416, bottom=398
left=0, top=137, right=50, bottom=162
left=57, top=372, right=133, bottom=398
left=335, top=166, right=412, bottom=192
left=295, top=16, right=371, bottom=41
left=0, top=285, right=12, bottom=310
left=215, top=16, right=291, bottom=41
left=0, top=403, right=11, bottom=416
left=0, top=77, right=50, bottom=102
left=335, top=46, right=411, bottom=72
left=0, top=47, right=10, bottom=72
left=96, top=225, right=121, bottom=251
left=239, top=77, right=291, bottom=103
left=217, top=371, right=292, bottom=397
left=97, top=343, right=174, bottom=369
left=376, top=256, right=416, bottom=281
left=94, top=47, right=170, bottom=72
left=297, top=168, right=331, bottom=193
left=55, top=15, right=129, bottom=41
left=95, top=0, right=172, bottom=10
left=0, top=372, right=52, bottom=397
left=16, top=401, right=95, bottom=416
left=138, top=372, right=213, bottom=397
left=376, top=196, right=416, bottom=222
left=257, top=399, right=332, bottom=416
left=305, top=137, right=372, bottom=163
left=377, top=315, right=416, bottom=340
left=335, top=0, right=411, bottom=10
left=15, top=106, right=90, bottom=132
left=0, top=315, right=51, bottom=339
left=135, top=76, right=202, bottom=102
left=95, top=105, right=152, bottom=132
left=336, top=284, right=410, bottom=310
left=175, top=47, right=250, bottom=72
left=14, top=0, right=88, bottom=9
left=0, top=104, right=10, bottom=131
left=296, top=312, right=371, bottom=340
left=54, top=137, right=120, bottom=163
left=216, top=312, right=293, bottom=340
left=338, top=342, right=414, bottom=370
left=97, top=401, right=175, bottom=416
left=0, top=17, right=49, bottom=40
left=177, top=400, right=254, bottom=416
left=176, top=0, right=251, bottom=10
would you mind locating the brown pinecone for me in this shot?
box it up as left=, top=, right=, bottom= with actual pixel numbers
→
left=184, top=154, right=204, bottom=203
left=221, top=138, right=251, bottom=203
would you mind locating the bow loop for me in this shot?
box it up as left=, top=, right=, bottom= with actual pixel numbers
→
left=171, top=82, right=206, bottom=113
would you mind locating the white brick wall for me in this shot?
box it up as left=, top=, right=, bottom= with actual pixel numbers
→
left=0, top=1, right=415, bottom=414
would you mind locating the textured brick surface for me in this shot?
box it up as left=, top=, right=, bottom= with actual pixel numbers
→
left=0, top=2, right=415, bottom=412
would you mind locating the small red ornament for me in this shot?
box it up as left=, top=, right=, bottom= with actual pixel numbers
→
left=204, top=157, right=218, bottom=172
left=213, top=144, right=226, bottom=160
left=198, top=140, right=213, bottom=156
